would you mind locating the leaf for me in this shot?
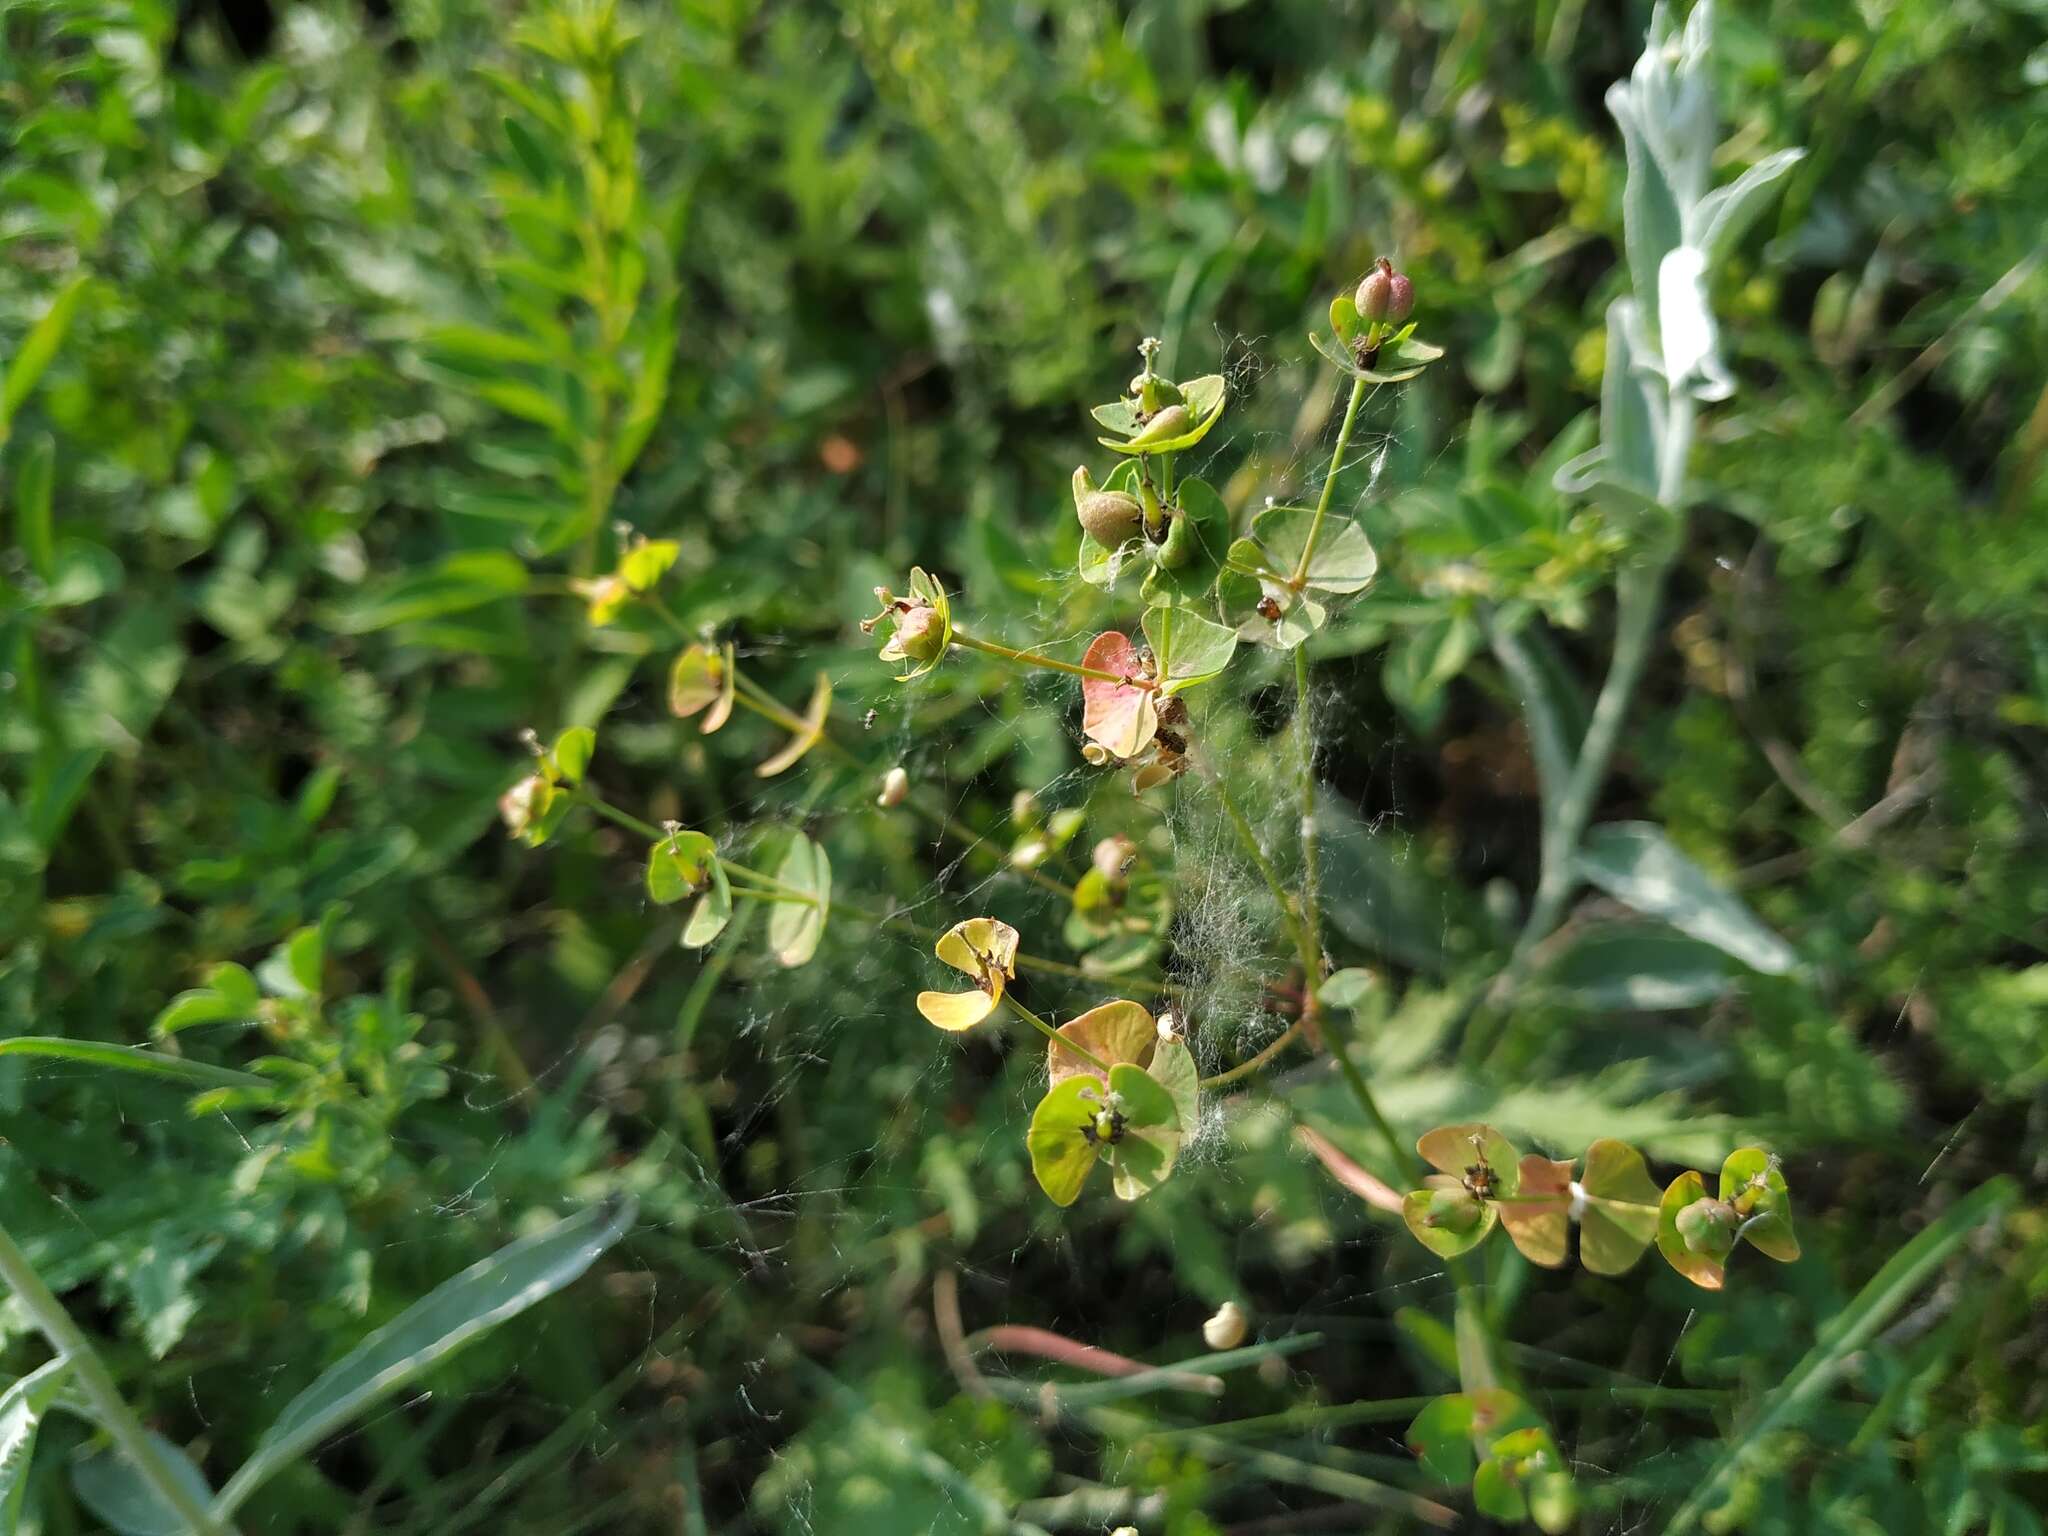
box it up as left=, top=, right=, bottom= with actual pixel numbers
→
left=1079, top=633, right=1158, bottom=758
left=1249, top=506, right=1378, bottom=595
left=0, top=1038, right=266, bottom=1092
left=1141, top=605, right=1236, bottom=695
left=551, top=726, right=595, bottom=784
left=1319, top=969, right=1377, bottom=1010
left=13, top=433, right=54, bottom=576
left=1140, top=476, right=1230, bottom=611
left=917, top=917, right=1018, bottom=1032
left=325, top=551, right=530, bottom=635
left=1106, top=1061, right=1181, bottom=1201
left=1097, top=375, right=1228, bottom=455
left=1535, top=924, right=1733, bottom=1012
left=1657, top=245, right=1730, bottom=400
left=68, top=1432, right=214, bottom=1536
left=755, top=672, right=831, bottom=777
left=2, top=274, right=89, bottom=434
left=1048, top=999, right=1155, bottom=1088
left=1497, top=1155, right=1572, bottom=1269
left=765, top=833, right=830, bottom=967
left=502, top=115, right=557, bottom=185
left=1695, top=149, right=1805, bottom=268
left=213, top=1198, right=637, bottom=1517
left=1146, top=1039, right=1199, bottom=1144
left=679, top=860, right=732, bottom=949
left=0, top=1358, right=70, bottom=1528
left=1665, top=1179, right=2018, bottom=1535
left=646, top=830, right=716, bottom=905
left=1719, top=1148, right=1800, bottom=1263
left=1406, top=1394, right=1481, bottom=1485
left=1576, top=822, right=1799, bottom=975
left=1310, top=327, right=1446, bottom=384
left=1578, top=1138, right=1661, bottom=1275
left=1416, top=1124, right=1521, bottom=1188
left=1026, top=1076, right=1101, bottom=1207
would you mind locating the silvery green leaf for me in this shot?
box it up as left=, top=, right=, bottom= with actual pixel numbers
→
left=1657, top=246, right=1733, bottom=402
left=69, top=1433, right=214, bottom=1536
left=1576, top=822, right=1799, bottom=976
left=1694, top=148, right=1805, bottom=265
left=0, top=1358, right=70, bottom=1527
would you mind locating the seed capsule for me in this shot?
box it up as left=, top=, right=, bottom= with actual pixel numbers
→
left=1676, top=1196, right=1739, bottom=1261
left=1126, top=404, right=1191, bottom=449
left=1355, top=256, right=1415, bottom=325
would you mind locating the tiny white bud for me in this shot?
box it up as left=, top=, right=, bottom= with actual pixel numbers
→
left=1203, top=1301, right=1249, bottom=1351
left=1157, top=1012, right=1179, bottom=1042
left=1568, top=1181, right=1589, bottom=1222
left=877, top=766, right=909, bottom=808
left=1010, top=837, right=1049, bottom=870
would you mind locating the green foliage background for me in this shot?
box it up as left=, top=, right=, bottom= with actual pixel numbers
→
left=3, top=0, right=2045, bottom=1530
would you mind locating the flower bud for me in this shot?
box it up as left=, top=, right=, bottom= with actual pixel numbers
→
left=498, top=773, right=553, bottom=838
left=1091, top=834, right=1136, bottom=881
left=1355, top=256, right=1415, bottom=325
left=1676, top=1196, right=1739, bottom=1261
left=877, top=766, right=909, bottom=808
left=1202, top=1301, right=1249, bottom=1351
left=880, top=602, right=944, bottom=666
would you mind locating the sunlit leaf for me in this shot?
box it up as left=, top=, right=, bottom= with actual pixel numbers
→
left=1027, top=1076, right=1102, bottom=1207
left=1080, top=632, right=1158, bottom=759
left=213, top=1199, right=636, bottom=1515
left=756, top=671, right=832, bottom=777
left=1656, top=1170, right=1725, bottom=1290
left=1498, top=1155, right=1572, bottom=1268
left=646, top=829, right=716, bottom=905
left=1580, top=1139, right=1662, bottom=1275
left=1048, top=999, right=1155, bottom=1087
left=766, top=832, right=830, bottom=967
left=1719, top=1148, right=1800, bottom=1263
left=1576, top=822, right=1799, bottom=976
left=0, top=1358, right=70, bottom=1527
left=1141, top=604, right=1236, bottom=695
left=680, top=861, right=733, bottom=949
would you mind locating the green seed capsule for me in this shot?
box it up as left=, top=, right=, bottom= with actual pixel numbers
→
left=1676, top=1196, right=1738, bottom=1261
left=1156, top=505, right=1198, bottom=567
left=1127, top=404, right=1191, bottom=449
left=1078, top=490, right=1143, bottom=547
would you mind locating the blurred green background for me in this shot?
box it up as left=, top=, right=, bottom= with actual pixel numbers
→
left=3, top=0, right=2045, bottom=1530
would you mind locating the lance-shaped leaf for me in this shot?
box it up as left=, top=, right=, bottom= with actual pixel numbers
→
left=756, top=672, right=832, bottom=777
left=1097, top=375, right=1228, bottom=455
left=766, top=832, right=831, bottom=967
left=1720, top=1147, right=1800, bottom=1263
left=0, top=1357, right=71, bottom=1527
left=1497, top=1154, right=1573, bottom=1269
left=1080, top=632, right=1158, bottom=759
left=1048, top=999, right=1156, bottom=1088
left=646, top=829, right=717, bottom=905
left=1579, top=1138, right=1663, bottom=1275
left=916, top=917, right=1020, bottom=1032
left=1576, top=821, right=1798, bottom=976
left=1140, top=604, right=1236, bottom=696
left=1656, top=1170, right=1726, bottom=1290
left=679, top=860, right=732, bottom=949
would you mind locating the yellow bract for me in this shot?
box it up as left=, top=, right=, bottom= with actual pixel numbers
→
left=916, top=917, right=1020, bottom=1032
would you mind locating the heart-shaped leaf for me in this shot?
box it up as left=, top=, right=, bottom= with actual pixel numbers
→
left=1249, top=505, right=1378, bottom=595
left=1580, top=1138, right=1662, bottom=1275
left=1080, top=632, right=1158, bottom=759
left=646, top=829, right=717, bottom=905
left=1498, top=1154, right=1572, bottom=1269
left=1048, top=999, right=1156, bottom=1087
left=1141, top=604, right=1236, bottom=695
left=1719, top=1147, right=1799, bottom=1263
left=680, top=860, right=732, bottom=949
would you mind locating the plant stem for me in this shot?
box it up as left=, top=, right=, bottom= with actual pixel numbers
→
left=1293, top=647, right=1324, bottom=982
left=573, top=788, right=664, bottom=842
left=0, top=1220, right=236, bottom=1536
left=1002, top=996, right=1112, bottom=1075
left=1200, top=1017, right=1306, bottom=1090
left=950, top=628, right=1144, bottom=687
left=1292, top=373, right=1370, bottom=584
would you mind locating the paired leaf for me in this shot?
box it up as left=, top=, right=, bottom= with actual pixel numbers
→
left=916, top=917, right=1019, bottom=1031
left=646, top=830, right=717, bottom=905
left=1578, top=1138, right=1662, bottom=1275
left=1047, top=999, right=1156, bottom=1087
left=1140, top=604, right=1236, bottom=695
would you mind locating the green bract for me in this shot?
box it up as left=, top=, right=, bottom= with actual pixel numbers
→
left=1316, top=295, right=1447, bottom=384
left=646, top=828, right=717, bottom=904
left=1026, top=1061, right=1182, bottom=1207
left=1655, top=1148, right=1799, bottom=1289
left=1219, top=504, right=1379, bottom=649
left=1092, top=373, right=1227, bottom=456
left=766, top=831, right=832, bottom=968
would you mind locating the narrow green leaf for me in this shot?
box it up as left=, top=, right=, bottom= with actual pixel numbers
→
left=1576, top=822, right=1798, bottom=975
left=0, top=1358, right=71, bottom=1528
left=13, top=433, right=54, bottom=577
left=2, top=275, right=90, bottom=434
left=213, top=1198, right=637, bottom=1517
left=0, top=1038, right=266, bottom=1092
left=69, top=1432, right=213, bottom=1536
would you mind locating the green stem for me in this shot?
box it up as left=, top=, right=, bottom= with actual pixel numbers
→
left=1292, top=373, right=1370, bottom=585
left=0, top=1220, right=236, bottom=1536
left=1199, top=1017, right=1306, bottom=1090
left=1293, top=647, right=1324, bottom=982
left=950, top=628, right=1144, bottom=688
left=1192, top=754, right=1313, bottom=974
left=573, top=788, right=663, bottom=842
left=1001, top=996, right=1112, bottom=1075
